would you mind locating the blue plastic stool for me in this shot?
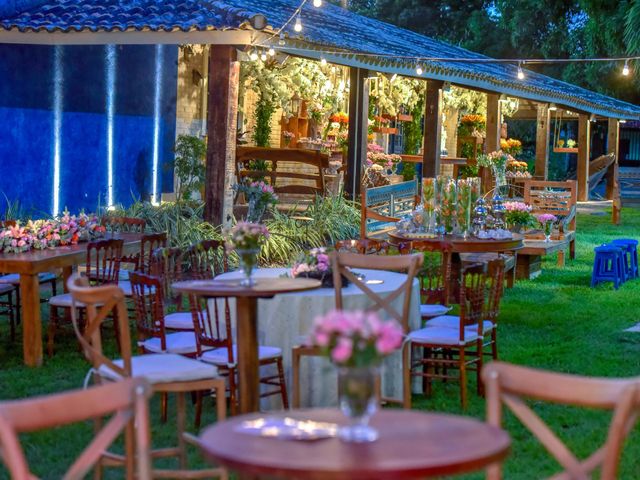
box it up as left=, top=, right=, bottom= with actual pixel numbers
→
left=611, top=239, right=639, bottom=280
left=591, top=245, right=625, bottom=289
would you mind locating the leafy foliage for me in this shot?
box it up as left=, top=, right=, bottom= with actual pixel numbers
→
left=173, top=135, right=206, bottom=203
left=252, top=95, right=276, bottom=147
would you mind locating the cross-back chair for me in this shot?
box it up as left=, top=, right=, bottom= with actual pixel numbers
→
left=291, top=251, right=422, bottom=408
left=0, top=377, right=152, bottom=480
left=186, top=240, right=227, bottom=279
left=483, top=361, right=640, bottom=480
left=47, top=238, right=123, bottom=357
left=67, top=275, right=227, bottom=479
left=101, top=216, right=146, bottom=233
left=404, top=262, right=494, bottom=409
left=334, top=238, right=391, bottom=255
left=189, top=293, right=289, bottom=416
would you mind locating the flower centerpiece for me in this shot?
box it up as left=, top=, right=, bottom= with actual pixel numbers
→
left=225, top=222, right=269, bottom=286
left=456, top=177, right=481, bottom=237
left=500, top=138, right=523, bottom=156
left=506, top=159, right=531, bottom=178
left=307, top=309, right=404, bottom=443
left=291, top=247, right=348, bottom=288
left=366, top=151, right=402, bottom=175
left=233, top=180, right=278, bottom=223
left=503, top=201, right=534, bottom=233
left=536, top=213, right=557, bottom=242
left=0, top=225, right=33, bottom=253
left=477, top=150, right=513, bottom=191
left=421, top=177, right=437, bottom=235
left=436, top=176, right=457, bottom=234
left=282, top=130, right=295, bottom=147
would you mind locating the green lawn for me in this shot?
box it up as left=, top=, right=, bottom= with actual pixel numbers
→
left=1, top=207, right=640, bottom=478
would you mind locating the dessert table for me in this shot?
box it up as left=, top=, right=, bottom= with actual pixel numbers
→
left=213, top=268, right=422, bottom=409
left=198, top=409, right=511, bottom=479
left=172, top=275, right=322, bottom=413
left=0, top=232, right=143, bottom=366
left=387, top=231, right=524, bottom=254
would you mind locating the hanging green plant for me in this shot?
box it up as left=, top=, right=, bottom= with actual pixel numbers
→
left=252, top=95, right=276, bottom=147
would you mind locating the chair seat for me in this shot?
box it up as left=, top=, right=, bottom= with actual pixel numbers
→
left=200, top=345, right=282, bottom=366
left=48, top=293, right=96, bottom=308
left=141, top=331, right=201, bottom=355
left=420, top=304, right=451, bottom=318
left=165, top=311, right=196, bottom=330
left=118, top=281, right=132, bottom=297
left=426, top=315, right=495, bottom=332
left=97, top=353, right=218, bottom=384
left=408, top=326, right=479, bottom=346
left=0, top=272, right=56, bottom=285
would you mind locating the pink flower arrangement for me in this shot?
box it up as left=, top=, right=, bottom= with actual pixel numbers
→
left=366, top=152, right=402, bottom=170
left=307, top=310, right=404, bottom=367
left=536, top=213, right=557, bottom=224
left=367, top=143, right=384, bottom=154
left=291, top=247, right=330, bottom=277
left=504, top=201, right=531, bottom=213
left=225, top=222, right=269, bottom=251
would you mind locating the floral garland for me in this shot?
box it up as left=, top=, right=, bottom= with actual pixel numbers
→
left=0, top=211, right=105, bottom=254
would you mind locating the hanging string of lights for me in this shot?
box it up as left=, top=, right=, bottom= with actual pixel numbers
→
left=247, top=0, right=637, bottom=80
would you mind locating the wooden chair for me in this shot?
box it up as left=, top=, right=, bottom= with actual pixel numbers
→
left=67, top=274, right=227, bottom=479
left=523, top=179, right=577, bottom=263
left=0, top=377, right=152, bottom=480
left=404, top=262, right=493, bottom=410
left=291, top=251, right=422, bottom=408
left=149, top=246, right=192, bottom=331
left=360, top=180, right=418, bottom=238
left=139, top=232, right=168, bottom=274
left=189, top=292, right=289, bottom=416
left=186, top=239, right=227, bottom=279
left=334, top=238, right=391, bottom=254
left=101, top=216, right=146, bottom=233
left=0, top=283, right=17, bottom=341
left=483, top=361, right=640, bottom=480
left=47, top=238, right=123, bottom=356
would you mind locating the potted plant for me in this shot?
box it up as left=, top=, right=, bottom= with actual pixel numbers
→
left=173, top=135, right=206, bottom=203
left=503, top=201, right=534, bottom=233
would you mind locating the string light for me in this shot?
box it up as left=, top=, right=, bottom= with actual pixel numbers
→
left=249, top=50, right=258, bottom=61
left=278, top=33, right=286, bottom=46
left=294, top=13, right=302, bottom=32
left=313, top=0, right=322, bottom=6
left=320, top=57, right=327, bottom=66
left=623, top=59, right=630, bottom=76
left=261, top=51, right=267, bottom=61
left=268, top=47, right=275, bottom=56
left=416, top=62, right=423, bottom=75
left=620, top=119, right=627, bottom=124
left=548, top=103, right=557, bottom=111
left=517, top=62, right=525, bottom=80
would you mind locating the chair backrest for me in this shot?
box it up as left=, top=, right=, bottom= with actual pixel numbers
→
left=139, top=233, right=168, bottom=274
left=400, top=240, right=453, bottom=307
left=185, top=240, right=227, bottom=280
left=101, top=216, right=146, bottom=233
left=149, top=246, right=185, bottom=308
left=360, top=180, right=418, bottom=238
left=236, top=146, right=329, bottom=199
left=188, top=294, right=234, bottom=362
left=129, top=272, right=166, bottom=348
left=483, top=361, right=640, bottom=480
left=68, top=274, right=133, bottom=377
left=330, top=251, right=422, bottom=332
left=484, top=258, right=506, bottom=327
left=523, top=180, right=577, bottom=232
left=85, top=238, right=123, bottom=285
left=334, top=238, right=391, bottom=254
left=0, top=377, right=152, bottom=480
left=458, top=262, right=489, bottom=336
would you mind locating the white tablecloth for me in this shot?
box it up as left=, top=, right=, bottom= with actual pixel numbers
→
left=214, top=267, right=421, bottom=409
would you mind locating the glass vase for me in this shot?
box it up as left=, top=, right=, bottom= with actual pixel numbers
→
left=247, top=196, right=267, bottom=224
left=543, top=221, right=553, bottom=242
left=491, top=164, right=508, bottom=196
left=337, top=366, right=379, bottom=443
left=236, top=248, right=259, bottom=286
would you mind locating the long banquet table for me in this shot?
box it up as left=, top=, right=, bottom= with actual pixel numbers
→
left=0, top=232, right=143, bottom=366
left=215, top=267, right=421, bottom=409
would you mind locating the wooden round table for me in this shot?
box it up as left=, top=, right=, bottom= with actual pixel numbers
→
left=172, top=277, right=321, bottom=414
left=198, top=409, right=511, bottom=479
left=388, top=231, right=524, bottom=253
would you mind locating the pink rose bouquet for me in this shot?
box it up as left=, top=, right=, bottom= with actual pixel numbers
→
left=291, top=247, right=344, bottom=288
left=536, top=213, right=558, bottom=241
left=225, top=222, right=269, bottom=251
left=307, top=310, right=404, bottom=367
left=0, top=225, right=34, bottom=253
left=504, top=201, right=534, bottom=229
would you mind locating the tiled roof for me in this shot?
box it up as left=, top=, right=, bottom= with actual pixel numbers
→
left=2, top=0, right=639, bottom=119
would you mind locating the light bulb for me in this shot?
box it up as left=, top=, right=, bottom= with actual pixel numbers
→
left=261, top=52, right=267, bottom=61
left=548, top=103, right=557, bottom=111
left=623, top=59, right=630, bottom=76
left=249, top=50, right=258, bottom=61
left=313, top=0, right=322, bottom=6
left=278, top=33, right=286, bottom=46
left=268, top=47, right=275, bottom=56
left=320, top=57, right=327, bottom=66
left=517, top=62, right=525, bottom=80
left=294, top=15, right=302, bottom=32
left=416, top=64, right=423, bottom=75
left=620, top=119, right=627, bottom=124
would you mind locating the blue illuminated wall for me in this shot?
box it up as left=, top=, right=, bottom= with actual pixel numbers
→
left=0, top=43, right=177, bottom=216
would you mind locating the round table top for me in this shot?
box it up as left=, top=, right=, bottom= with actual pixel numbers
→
left=198, top=409, right=511, bottom=479
left=172, top=276, right=322, bottom=298
left=388, top=231, right=524, bottom=253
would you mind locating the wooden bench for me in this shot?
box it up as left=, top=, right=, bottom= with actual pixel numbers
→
left=235, top=147, right=330, bottom=204
left=361, top=180, right=418, bottom=238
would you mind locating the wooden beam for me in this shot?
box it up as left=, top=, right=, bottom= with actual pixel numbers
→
left=204, top=45, right=239, bottom=226
left=345, top=67, right=369, bottom=200
left=485, top=94, right=501, bottom=153
left=607, top=117, right=621, bottom=224
left=535, top=104, right=550, bottom=179
left=577, top=114, right=591, bottom=202
left=422, top=80, right=444, bottom=177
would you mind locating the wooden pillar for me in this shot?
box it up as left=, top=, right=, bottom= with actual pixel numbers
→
left=577, top=114, right=591, bottom=201
left=345, top=67, right=369, bottom=200
left=204, top=45, right=239, bottom=226
left=485, top=94, right=501, bottom=153
left=535, top=104, right=550, bottom=179
left=422, top=80, right=443, bottom=177
left=607, top=117, right=621, bottom=224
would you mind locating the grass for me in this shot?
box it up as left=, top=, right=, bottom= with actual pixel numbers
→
left=1, top=206, right=640, bottom=478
